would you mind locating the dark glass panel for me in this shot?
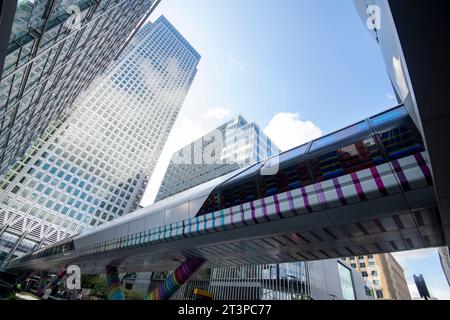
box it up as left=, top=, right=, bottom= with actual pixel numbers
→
left=310, top=137, right=383, bottom=182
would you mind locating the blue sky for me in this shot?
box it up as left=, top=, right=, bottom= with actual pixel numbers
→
left=140, top=0, right=450, bottom=299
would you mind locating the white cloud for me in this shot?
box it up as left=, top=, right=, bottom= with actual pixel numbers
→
left=264, top=112, right=322, bottom=151
left=386, top=93, right=396, bottom=100
left=392, top=248, right=437, bottom=265
left=203, top=107, right=231, bottom=120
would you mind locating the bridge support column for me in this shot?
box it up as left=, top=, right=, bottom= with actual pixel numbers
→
left=41, top=269, right=67, bottom=296
left=106, top=265, right=125, bottom=300
left=36, top=271, right=49, bottom=297
left=146, top=257, right=206, bottom=300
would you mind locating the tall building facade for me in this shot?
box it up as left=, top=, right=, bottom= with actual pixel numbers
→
left=0, top=0, right=160, bottom=176
left=156, top=115, right=280, bottom=201
left=344, top=253, right=411, bottom=300
left=438, top=247, right=450, bottom=286
left=0, top=15, right=200, bottom=263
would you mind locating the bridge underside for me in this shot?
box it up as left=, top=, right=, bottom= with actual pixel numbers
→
left=6, top=153, right=446, bottom=274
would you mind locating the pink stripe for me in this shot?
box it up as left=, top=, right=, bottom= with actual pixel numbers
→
left=230, top=207, right=236, bottom=228
left=392, top=160, right=411, bottom=191
left=414, top=153, right=433, bottom=186
left=286, top=191, right=299, bottom=216
left=315, top=182, right=328, bottom=207
left=249, top=201, right=259, bottom=224
left=272, top=195, right=284, bottom=219
left=240, top=204, right=248, bottom=226
left=351, top=172, right=367, bottom=201
left=332, top=178, right=347, bottom=205
left=370, top=167, right=388, bottom=196
left=260, top=199, right=271, bottom=222
left=300, top=187, right=313, bottom=212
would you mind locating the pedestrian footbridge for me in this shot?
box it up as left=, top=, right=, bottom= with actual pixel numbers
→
left=5, top=105, right=445, bottom=275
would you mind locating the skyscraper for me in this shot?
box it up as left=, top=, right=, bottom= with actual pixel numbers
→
left=0, top=0, right=159, bottom=176
left=156, top=115, right=280, bottom=201
left=438, top=247, right=450, bottom=286
left=0, top=15, right=200, bottom=263
left=343, top=253, right=411, bottom=300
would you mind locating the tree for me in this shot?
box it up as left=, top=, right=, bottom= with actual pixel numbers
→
left=81, top=275, right=107, bottom=299
left=123, top=289, right=144, bottom=300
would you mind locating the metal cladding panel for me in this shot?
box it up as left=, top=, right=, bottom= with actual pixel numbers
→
left=276, top=192, right=296, bottom=217
left=398, top=213, right=417, bottom=229
left=303, top=185, right=322, bottom=210
left=398, top=155, right=429, bottom=189
left=74, top=234, right=89, bottom=249
left=102, top=228, right=115, bottom=243
left=91, top=232, right=103, bottom=246
left=379, top=216, right=399, bottom=231
left=269, top=211, right=334, bottom=235
left=129, top=217, right=147, bottom=235
left=188, top=196, right=207, bottom=218
left=377, top=163, right=402, bottom=194
left=165, top=203, right=189, bottom=225
left=338, top=174, right=361, bottom=205
left=319, top=179, right=341, bottom=208
left=114, top=224, right=129, bottom=239
left=326, top=194, right=408, bottom=226
left=404, top=188, right=437, bottom=211
left=144, top=211, right=165, bottom=230
left=356, top=168, right=382, bottom=200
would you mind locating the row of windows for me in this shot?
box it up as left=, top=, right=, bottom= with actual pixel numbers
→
left=15, top=239, right=75, bottom=264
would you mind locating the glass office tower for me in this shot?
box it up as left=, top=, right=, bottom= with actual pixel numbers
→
left=156, top=116, right=281, bottom=201
left=0, top=15, right=200, bottom=263
left=0, top=0, right=159, bottom=176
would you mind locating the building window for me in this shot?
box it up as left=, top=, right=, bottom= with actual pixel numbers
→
left=376, top=290, right=384, bottom=299
left=338, top=262, right=356, bottom=300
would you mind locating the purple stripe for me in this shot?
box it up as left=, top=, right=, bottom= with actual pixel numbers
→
left=286, top=191, right=299, bottom=216
left=351, top=173, right=367, bottom=201
left=392, top=160, right=411, bottom=191
left=315, top=182, right=328, bottom=207
left=332, top=178, right=348, bottom=205
left=300, top=187, right=313, bottom=212
left=240, top=204, right=248, bottom=226
left=249, top=201, right=259, bottom=224
left=230, top=207, right=236, bottom=228
left=370, top=167, right=388, bottom=196
left=272, top=194, right=284, bottom=219
left=414, top=153, right=433, bottom=186
left=260, top=198, right=271, bottom=222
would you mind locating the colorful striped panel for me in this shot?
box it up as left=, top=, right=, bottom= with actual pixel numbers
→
left=106, top=265, right=125, bottom=300
left=145, top=257, right=205, bottom=300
